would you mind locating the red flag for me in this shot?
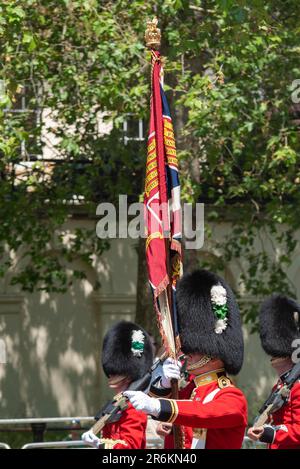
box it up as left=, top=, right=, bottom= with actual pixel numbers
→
left=144, top=51, right=182, bottom=355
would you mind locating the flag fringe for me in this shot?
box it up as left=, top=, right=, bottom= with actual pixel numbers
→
left=170, top=238, right=182, bottom=255
left=154, top=301, right=172, bottom=356
left=153, top=274, right=169, bottom=299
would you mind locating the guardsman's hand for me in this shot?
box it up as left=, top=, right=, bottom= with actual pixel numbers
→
left=156, top=422, right=173, bottom=437
left=161, top=358, right=182, bottom=388
left=81, top=430, right=101, bottom=448
left=123, top=391, right=161, bottom=416
left=247, top=426, right=264, bottom=441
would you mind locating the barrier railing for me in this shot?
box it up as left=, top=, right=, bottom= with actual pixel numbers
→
left=0, top=443, right=11, bottom=449
left=242, top=436, right=267, bottom=449
left=0, top=417, right=94, bottom=425
left=147, top=438, right=164, bottom=449
left=0, top=416, right=266, bottom=450
left=22, top=440, right=91, bottom=449
left=0, top=416, right=94, bottom=448
left=19, top=437, right=265, bottom=449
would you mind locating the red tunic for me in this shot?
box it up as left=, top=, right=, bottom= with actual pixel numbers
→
left=269, top=381, right=300, bottom=449
left=102, top=402, right=148, bottom=449
left=156, top=370, right=247, bottom=449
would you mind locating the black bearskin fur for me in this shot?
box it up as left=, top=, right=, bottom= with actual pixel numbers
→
left=102, top=321, right=153, bottom=382
left=176, top=269, right=244, bottom=375
left=259, top=294, right=300, bottom=357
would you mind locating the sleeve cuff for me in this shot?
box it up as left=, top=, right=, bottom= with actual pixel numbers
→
left=260, top=425, right=276, bottom=444
left=152, top=399, right=179, bottom=423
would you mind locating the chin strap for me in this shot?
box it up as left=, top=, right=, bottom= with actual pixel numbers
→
left=108, top=375, right=128, bottom=389
left=270, top=357, right=290, bottom=365
left=187, top=355, right=211, bottom=371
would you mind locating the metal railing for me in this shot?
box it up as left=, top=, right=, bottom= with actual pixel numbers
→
left=0, top=438, right=266, bottom=450
left=22, top=440, right=91, bottom=449
left=0, top=417, right=266, bottom=450
left=0, top=417, right=94, bottom=425
left=0, top=416, right=94, bottom=448
left=0, top=443, right=11, bottom=449
left=147, top=438, right=164, bottom=449
left=19, top=437, right=265, bottom=450
left=21, top=439, right=164, bottom=450
left=242, top=436, right=267, bottom=449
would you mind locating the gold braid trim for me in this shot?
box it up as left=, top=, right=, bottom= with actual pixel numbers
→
left=98, top=438, right=128, bottom=449
left=166, top=399, right=179, bottom=424
left=187, top=355, right=211, bottom=371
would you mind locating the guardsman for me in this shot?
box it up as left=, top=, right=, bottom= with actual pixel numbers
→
left=82, top=321, right=153, bottom=449
left=247, top=294, right=300, bottom=449
left=125, top=269, right=248, bottom=449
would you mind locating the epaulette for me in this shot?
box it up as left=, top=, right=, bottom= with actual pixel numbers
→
left=218, top=375, right=233, bottom=389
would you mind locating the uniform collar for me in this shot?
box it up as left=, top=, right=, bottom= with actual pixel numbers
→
left=193, top=368, right=226, bottom=388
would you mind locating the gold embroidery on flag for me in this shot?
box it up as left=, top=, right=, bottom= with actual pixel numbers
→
left=146, top=168, right=158, bottom=184
left=164, top=120, right=173, bottom=130
left=148, top=140, right=156, bottom=153
left=165, top=146, right=177, bottom=155
left=166, top=156, right=178, bottom=167
left=164, top=137, right=176, bottom=147
left=147, top=154, right=157, bottom=164
left=147, top=146, right=156, bottom=158
left=146, top=159, right=158, bottom=173
left=164, top=129, right=174, bottom=139
left=146, top=232, right=163, bottom=251
left=147, top=157, right=156, bottom=168
left=145, top=179, right=159, bottom=196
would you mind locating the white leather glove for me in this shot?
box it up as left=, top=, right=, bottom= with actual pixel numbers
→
left=81, top=430, right=101, bottom=448
left=160, top=357, right=182, bottom=388
left=123, top=391, right=161, bottom=417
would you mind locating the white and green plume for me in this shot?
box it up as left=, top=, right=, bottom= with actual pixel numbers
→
left=211, top=284, right=229, bottom=334
left=131, top=330, right=145, bottom=357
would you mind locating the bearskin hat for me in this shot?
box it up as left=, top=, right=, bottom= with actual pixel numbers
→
left=176, top=269, right=244, bottom=375
left=259, top=294, right=300, bottom=357
left=101, top=321, right=153, bottom=382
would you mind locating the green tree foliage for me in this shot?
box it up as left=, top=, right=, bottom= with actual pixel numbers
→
left=0, top=1, right=300, bottom=327
left=0, top=0, right=148, bottom=292
left=164, top=0, right=300, bottom=328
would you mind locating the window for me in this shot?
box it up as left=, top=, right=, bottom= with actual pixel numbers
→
left=4, top=83, right=42, bottom=161
left=123, top=116, right=145, bottom=145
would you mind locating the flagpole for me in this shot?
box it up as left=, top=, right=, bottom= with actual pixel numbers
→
left=145, top=17, right=184, bottom=450
left=165, top=240, right=183, bottom=449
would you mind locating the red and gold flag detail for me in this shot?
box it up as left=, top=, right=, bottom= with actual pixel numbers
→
left=144, top=50, right=182, bottom=355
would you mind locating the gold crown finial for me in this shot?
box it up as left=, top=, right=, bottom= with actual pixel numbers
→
left=145, top=17, right=161, bottom=49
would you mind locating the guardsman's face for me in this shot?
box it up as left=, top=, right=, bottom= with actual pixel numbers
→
left=186, top=352, right=205, bottom=366
left=108, top=376, right=131, bottom=393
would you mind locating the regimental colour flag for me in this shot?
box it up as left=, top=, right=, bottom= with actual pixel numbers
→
left=144, top=50, right=182, bottom=356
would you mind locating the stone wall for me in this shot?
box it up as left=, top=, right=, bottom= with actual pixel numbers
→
left=0, top=217, right=298, bottom=422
